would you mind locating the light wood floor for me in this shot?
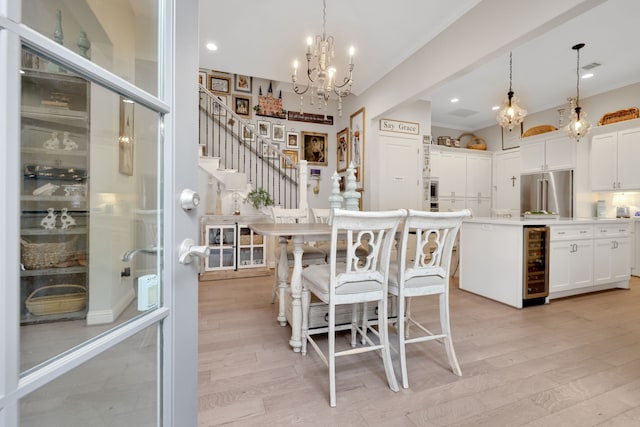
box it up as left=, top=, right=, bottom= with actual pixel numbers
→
left=198, top=274, right=640, bottom=426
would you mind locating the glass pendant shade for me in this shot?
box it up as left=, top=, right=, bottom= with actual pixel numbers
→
left=496, top=52, right=527, bottom=130
left=566, top=43, right=591, bottom=141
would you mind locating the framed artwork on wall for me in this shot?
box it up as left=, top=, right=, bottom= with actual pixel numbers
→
left=272, top=124, right=285, bottom=142
left=257, top=120, right=271, bottom=138
left=262, top=142, right=279, bottom=158
left=232, top=94, right=252, bottom=118
left=241, top=123, right=255, bottom=141
left=209, top=75, right=231, bottom=95
left=282, top=149, right=298, bottom=169
left=502, top=122, right=523, bottom=150
left=211, top=95, right=227, bottom=116
left=336, top=127, right=349, bottom=172
left=198, top=71, right=207, bottom=86
left=301, top=131, right=328, bottom=166
left=349, top=107, right=365, bottom=189
left=286, top=131, right=299, bottom=149
left=234, top=74, right=252, bottom=93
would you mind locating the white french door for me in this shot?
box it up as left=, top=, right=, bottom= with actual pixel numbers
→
left=0, top=1, right=199, bottom=425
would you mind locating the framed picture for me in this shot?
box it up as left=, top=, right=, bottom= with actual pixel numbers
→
left=232, top=94, right=252, bottom=118
left=336, top=127, right=349, bottom=172
left=234, top=74, right=252, bottom=93
left=301, top=131, right=328, bottom=166
left=198, top=71, right=207, bottom=86
left=241, top=123, right=255, bottom=141
left=211, top=95, right=227, bottom=116
left=272, top=124, right=285, bottom=142
left=502, top=122, right=523, bottom=150
left=286, top=131, right=299, bottom=149
left=262, top=142, right=279, bottom=158
left=257, top=120, right=271, bottom=138
left=349, top=107, right=365, bottom=188
left=282, top=149, right=298, bottom=169
left=118, top=97, right=134, bottom=176
left=209, top=75, right=231, bottom=95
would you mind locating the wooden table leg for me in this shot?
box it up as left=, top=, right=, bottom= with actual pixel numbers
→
left=277, top=237, right=289, bottom=326
left=289, top=235, right=304, bottom=352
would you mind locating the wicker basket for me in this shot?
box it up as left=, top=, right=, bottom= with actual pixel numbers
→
left=21, top=236, right=77, bottom=270
left=598, top=107, right=639, bottom=126
left=25, top=284, right=87, bottom=316
left=522, top=125, right=557, bottom=138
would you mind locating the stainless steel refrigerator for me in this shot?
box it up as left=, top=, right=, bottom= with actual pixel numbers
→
left=520, top=170, right=573, bottom=217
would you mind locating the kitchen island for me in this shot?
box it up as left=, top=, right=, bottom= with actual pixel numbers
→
left=459, top=217, right=631, bottom=308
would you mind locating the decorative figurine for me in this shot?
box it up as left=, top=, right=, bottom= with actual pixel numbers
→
left=62, top=131, right=78, bottom=150
left=77, top=30, right=91, bottom=59
left=43, top=131, right=60, bottom=150
left=40, top=208, right=57, bottom=230
left=60, top=208, right=76, bottom=229
left=343, top=162, right=361, bottom=211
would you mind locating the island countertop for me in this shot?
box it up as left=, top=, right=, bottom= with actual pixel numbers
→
left=463, top=216, right=631, bottom=226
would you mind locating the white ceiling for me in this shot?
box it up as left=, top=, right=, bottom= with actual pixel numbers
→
left=199, top=0, right=640, bottom=131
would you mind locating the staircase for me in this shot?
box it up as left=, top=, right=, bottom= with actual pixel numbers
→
left=198, top=85, right=305, bottom=210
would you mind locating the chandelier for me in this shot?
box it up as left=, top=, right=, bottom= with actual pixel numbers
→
left=567, top=43, right=591, bottom=141
left=291, top=0, right=354, bottom=117
left=496, top=52, right=527, bottom=131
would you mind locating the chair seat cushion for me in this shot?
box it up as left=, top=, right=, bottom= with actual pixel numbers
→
left=388, top=263, right=446, bottom=296
left=302, top=263, right=384, bottom=303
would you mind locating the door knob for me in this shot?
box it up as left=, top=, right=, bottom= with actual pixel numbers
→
left=179, top=238, right=209, bottom=264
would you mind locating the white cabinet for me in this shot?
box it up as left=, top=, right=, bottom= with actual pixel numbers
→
left=520, top=134, right=575, bottom=173
left=593, top=223, right=631, bottom=285
left=591, top=128, right=640, bottom=191
left=465, top=197, right=492, bottom=217
left=430, top=150, right=466, bottom=198
left=549, top=225, right=594, bottom=293
left=632, top=221, right=639, bottom=277
left=466, top=154, right=492, bottom=198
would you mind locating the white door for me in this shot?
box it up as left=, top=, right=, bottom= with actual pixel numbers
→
left=493, top=150, right=521, bottom=216
left=466, top=154, right=492, bottom=198
left=1, top=1, right=200, bottom=425
left=378, top=135, right=420, bottom=210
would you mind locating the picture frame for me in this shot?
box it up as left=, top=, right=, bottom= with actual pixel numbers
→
left=232, top=94, right=252, bottom=118
left=262, top=142, right=279, bottom=158
left=198, top=71, right=207, bottom=86
left=286, top=131, right=299, bottom=149
left=118, top=97, right=134, bottom=176
left=257, top=120, right=271, bottom=139
left=211, top=95, right=227, bottom=116
left=234, top=74, right=252, bottom=93
left=272, top=124, right=285, bottom=142
left=301, top=131, right=328, bottom=166
left=349, top=107, right=365, bottom=189
left=336, top=127, right=349, bottom=172
left=209, top=75, right=231, bottom=95
left=502, top=122, right=523, bottom=150
left=241, top=123, right=255, bottom=141
left=282, top=149, right=298, bottom=169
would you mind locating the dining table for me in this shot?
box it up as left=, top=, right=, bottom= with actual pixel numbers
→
left=248, top=222, right=333, bottom=353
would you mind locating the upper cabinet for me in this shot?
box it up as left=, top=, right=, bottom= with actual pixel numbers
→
left=520, top=133, right=575, bottom=174
left=591, top=128, right=640, bottom=191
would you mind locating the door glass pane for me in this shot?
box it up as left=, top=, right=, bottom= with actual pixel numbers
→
left=20, top=325, right=158, bottom=427
left=21, top=0, right=159, bottom=96
left=20, top=48, right=163, bottom=372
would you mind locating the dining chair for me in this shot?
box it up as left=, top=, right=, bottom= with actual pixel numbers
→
left=301, top=208, right=405, bottom=407
left=311, top=208, right=369, bottom=262
left=388, top=208, right=470, bottom=389
left=270, top=207, right=327, bottom=304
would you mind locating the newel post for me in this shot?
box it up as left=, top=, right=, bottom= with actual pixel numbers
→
left=298, top=159, right=308, bottom=211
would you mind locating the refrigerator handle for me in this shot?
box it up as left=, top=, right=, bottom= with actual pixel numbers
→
left=542, top=179, right=549, bottom=212
left=536, top=179, right=543, bottom=211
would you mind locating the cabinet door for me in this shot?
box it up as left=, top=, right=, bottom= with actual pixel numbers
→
left=434, top=152, right=466, bottom=198
left=611, top=237, right=630, bottom=281
left=205, top=225, right=236, bottom=270
left=438, top=198, right=466, bottom=213
left=466, top=154, right=492, bottom=198
left=493, top=150, right=521, bottom=215
left=465, top=198, right=491, bottom=217
left=550, top=241, right=571, bottom=293
left=545, top=136, right=575, bottom=171
left=520, top=140, right=545, bottom=173
left=594, top=238, right=614, bottom=285
left=572, top=239, right=594, bottom=289
left=591, top=133, right=618, bottom=191
left=617, top=129, right=640, bottom=190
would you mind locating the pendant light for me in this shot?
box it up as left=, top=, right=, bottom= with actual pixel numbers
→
left=567, top=43, right=591, bottom=141
left=496, top=51, right=527, bottom=131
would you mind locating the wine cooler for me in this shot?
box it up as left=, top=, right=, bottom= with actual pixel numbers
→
left=523, top=225, right=550, bottom=306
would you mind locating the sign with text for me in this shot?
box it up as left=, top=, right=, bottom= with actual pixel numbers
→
left=379, top=118, right=420, bottom=135
left=287, top=111, right=334, bottom=125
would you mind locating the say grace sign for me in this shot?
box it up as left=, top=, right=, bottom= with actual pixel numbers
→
left=379, top=118, right=420, bottom=135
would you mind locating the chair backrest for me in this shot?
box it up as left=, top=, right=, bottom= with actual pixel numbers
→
left=329, top=209, right=405, bottom=295
left=311, top=208, right=330, bottom=224
left=271, top=206, right=311, bottom=224
left=398, top=209, right=471, bottom=283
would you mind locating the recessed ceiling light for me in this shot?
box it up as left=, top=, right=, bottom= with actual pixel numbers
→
left=582, top=73, right=594, bottom=79
left=206, top=42, right=218, bottom=51
left=491, top=105, right=500, bottom=111
left=450, top=98, right=459, bottom=103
